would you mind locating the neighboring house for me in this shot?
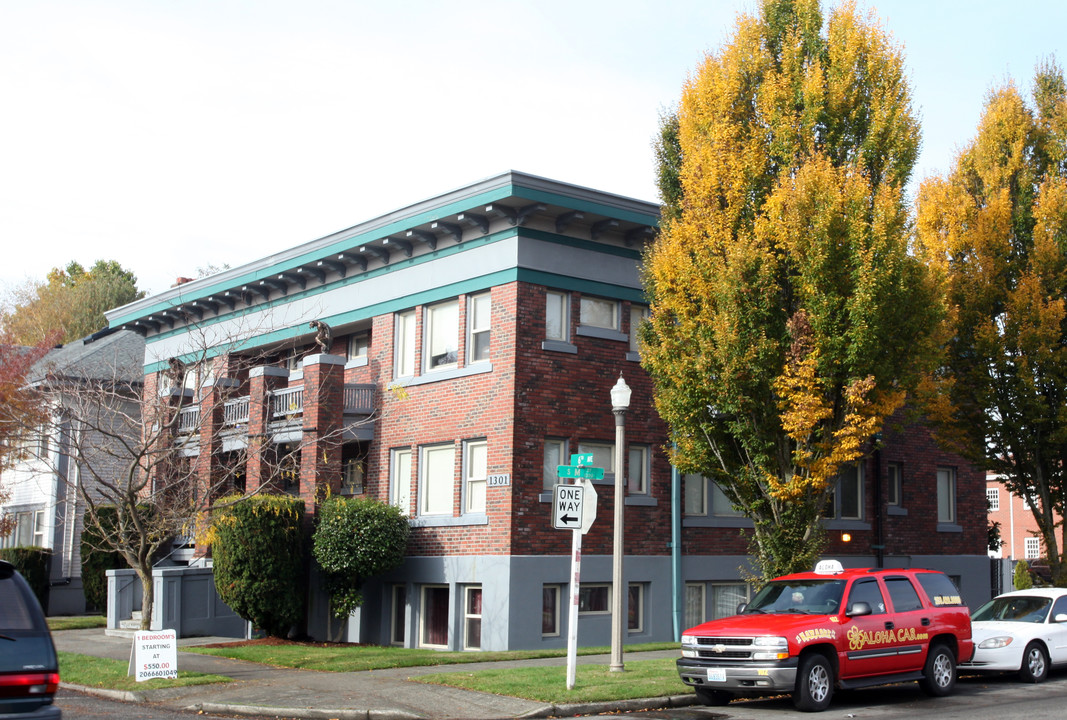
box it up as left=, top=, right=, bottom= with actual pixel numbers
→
left=986, top=474, right=1060, bottom=563
left=0, top=328, right=144, bottom=614
left=104, top=171, right=989, bottom=649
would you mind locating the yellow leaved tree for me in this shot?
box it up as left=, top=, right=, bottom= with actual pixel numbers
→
left=642, top=0, right=941, bottom=580
left=916, top=59, right=1067, bottom=585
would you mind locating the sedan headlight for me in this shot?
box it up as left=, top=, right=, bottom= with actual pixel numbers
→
left=978, top=636, right=1014, bottom=650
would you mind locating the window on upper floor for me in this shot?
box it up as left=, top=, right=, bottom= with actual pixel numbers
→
left=464, top=440, right=488, bottom=514
left=395, top=311, right=417, bottom=378
left=627, top=445, right=650, bottom=494
left=986, top=487, right=1000, bottom=512
left=1025, top=536, right=1041, bottom=560
left=683, top=474, right=742, bottom=517
left=0, top=509, right=45, bottom=549
left=937, top=467, right=956, bottom=524
left=577, top=442, right=614, bottom=477
left=420, top=444, right=455, bottom=516
left=347, top=331, right=370, bottom=364
left=887, top=462, right=902, bottom=506
left=546, top=290, right=570, bottom=341
left=580, top=296, right=619, bottom=331
left=390, top=447, right=412, bottom=516
left=424, top=300, right=459, bottom=372
left=543, top=438, right=567, bottom=491
left=629, top=304, right=649, bottom=354
left=825, top=463, right=863, bottom=520
left=467, top=293, right=491, bottom=363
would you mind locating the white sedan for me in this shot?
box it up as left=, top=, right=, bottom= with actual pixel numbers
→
left=959, top=588, right=1067, bottom=682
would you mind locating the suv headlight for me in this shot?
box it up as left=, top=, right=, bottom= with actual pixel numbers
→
left=752, top=635, right=789, bottom=660
left=680, top=634, right=698, bottom=657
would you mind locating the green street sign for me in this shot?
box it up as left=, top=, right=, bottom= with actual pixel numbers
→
left=557, top=465, right=605, bottom=480
left=571, top=453, right=594, bottom=467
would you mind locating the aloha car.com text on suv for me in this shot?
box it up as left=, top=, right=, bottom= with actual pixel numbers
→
left=677, top=560, right=973, bottom=712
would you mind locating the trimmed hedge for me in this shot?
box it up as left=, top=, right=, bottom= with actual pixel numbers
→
left=313, top=496, right=409, bottom=619
left=0, top=546, right=52, bottom=609
left=211, top=494, right=306, bottom=638
left=79, top=506, right=128, bottom=612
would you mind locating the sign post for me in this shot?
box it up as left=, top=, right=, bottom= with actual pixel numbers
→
left=555, top=453, right=602, bottom=690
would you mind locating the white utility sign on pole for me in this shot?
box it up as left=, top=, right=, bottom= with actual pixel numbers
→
left=555, top=453, right=602, bottom=690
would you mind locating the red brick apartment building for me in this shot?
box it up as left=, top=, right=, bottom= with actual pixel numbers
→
left=986, top=474, right=1060, bottom=564
left=105, top=172, right=990, bottom=649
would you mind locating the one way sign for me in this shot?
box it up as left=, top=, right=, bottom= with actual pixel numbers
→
left=552, top=484, right=585, bottom=530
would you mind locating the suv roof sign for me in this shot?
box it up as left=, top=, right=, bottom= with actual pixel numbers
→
left=814, top=559, right=844, bottom=575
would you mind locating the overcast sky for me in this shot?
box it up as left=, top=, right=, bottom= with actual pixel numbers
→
left=2, top=0, right=1065, bottom=300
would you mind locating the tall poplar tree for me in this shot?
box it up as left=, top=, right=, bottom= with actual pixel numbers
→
left=642, top=0, right=940, bottom=579
left=917, top=60, right=1067, bottom=585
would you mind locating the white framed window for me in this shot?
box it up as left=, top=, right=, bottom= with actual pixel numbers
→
left=467, top=293, right=491, bottom=363
left=542, top=584, right=561, bottom=637
left=683, top=474, right=706, bottom=516
left=629, top=304, right=649, bottom=353
left=543, top=438, right=567, bottom=491
left=580, top=296, right=619, bottom=330
left=395, top=310, right=417, bottom=378
left=683, top=474, right=740, bottom=517
left=937, top=467, right=956, bottom=524
left=986, top=487, right=1000, bottom=512
left=424, top=300, right=459, bottom=371
left=546, top=290, right=569, bottom=341
left=347, top=331, right=370, bottom=363
left=577, top=442, right=614, bottom=475
left=627, top=445, right=649, bottom=494
left=711, top=583, right=750, bottom=619
left=463, top=586, right=482, bottom=650
left=285, top=347, right=305, bottom=373
left=390, top=585, right=407, bottom=645
left=684, top=583, right=706, bottom=629
left=1025, top=537, right=1041, bottom=560
left=390, top=448, right=412, bottom=516
left=887, top=462, right=902, bottom=506
left=628, top=583, right=644, bottom=632
left=578, top=584, right=610, bottom=614
left=420, top=444, right=455, bottom=516
left=420, top=585, right=450, bottom=648
left=464, top=440, right=488, bottom=514
left=826, top=464, right=863, bottom=520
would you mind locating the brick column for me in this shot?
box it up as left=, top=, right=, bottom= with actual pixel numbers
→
left=300, top=353, right=345, bottom=516
left=245, top=366, right=289, bottom=492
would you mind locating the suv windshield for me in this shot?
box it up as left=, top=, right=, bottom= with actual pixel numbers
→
left=745, top=579, right=846, bottom=614
left=972, top=595, right=1051, bottom=623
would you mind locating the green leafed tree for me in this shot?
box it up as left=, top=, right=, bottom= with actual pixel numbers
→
left=642, top=0, right=941, bottom=580
left=916, top=59, right=1067, bottom=586
left=1, top=260, right=144, bottom=345
left=312, top=495, right=410, bottom=641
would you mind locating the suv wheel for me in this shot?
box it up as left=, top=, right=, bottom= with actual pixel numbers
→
left=919, top=643, right=956, bottom=696
left=1019, top=641, right=1049, bottom=683
left=793, top=653, right=833, bottom=712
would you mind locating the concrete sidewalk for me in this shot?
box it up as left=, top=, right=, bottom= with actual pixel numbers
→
left=54, top=628, right=697, bottom=719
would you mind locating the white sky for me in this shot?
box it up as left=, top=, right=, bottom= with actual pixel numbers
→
left=1, top=0, right=1065, bottom=299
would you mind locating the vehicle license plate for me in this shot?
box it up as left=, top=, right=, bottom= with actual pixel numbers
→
left=706, top=668, right=726, bottom=682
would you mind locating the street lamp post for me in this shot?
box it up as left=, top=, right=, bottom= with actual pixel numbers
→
left=609, top=375, right=631, bottom=672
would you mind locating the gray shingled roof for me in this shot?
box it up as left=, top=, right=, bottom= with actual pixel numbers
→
left=29, top=328, right=145, bottom=385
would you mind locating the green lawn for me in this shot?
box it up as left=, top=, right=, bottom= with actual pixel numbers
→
left=185, top=640, right=677, bottom=673
left=48, top=615, right=107, bottom=631
left=58, top=652, right=231, bottom=692
left=416, top=657, right=690, bottom=703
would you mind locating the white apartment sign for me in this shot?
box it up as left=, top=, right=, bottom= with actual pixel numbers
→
left=130, top=629, right=178, bottom=681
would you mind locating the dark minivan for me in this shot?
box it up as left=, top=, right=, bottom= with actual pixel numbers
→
left=0, top=560, right=61, bottom=718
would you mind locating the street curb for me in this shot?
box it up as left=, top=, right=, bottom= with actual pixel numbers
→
left=516, top=694, right=700, bottom=718
left=190, top=703, right=424, bottom=719
left=60, top=682, right=146, bottom=703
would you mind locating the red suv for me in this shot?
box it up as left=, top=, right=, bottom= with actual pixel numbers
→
left=677, top=560, right=973, bottom=711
